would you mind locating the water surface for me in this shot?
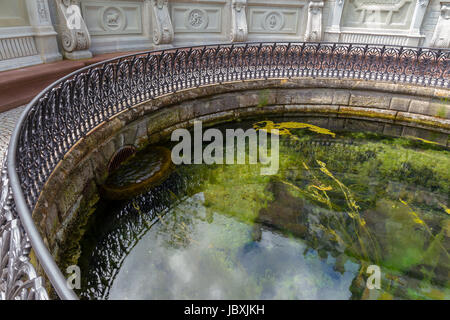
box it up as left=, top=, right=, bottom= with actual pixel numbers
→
left=77, top=118, right=450, bottom=300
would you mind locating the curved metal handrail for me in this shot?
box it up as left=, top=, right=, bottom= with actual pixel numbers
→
left=2, top=42, right=450, bottom=300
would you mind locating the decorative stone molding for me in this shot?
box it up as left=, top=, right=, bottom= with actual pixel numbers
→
left=0, top=0, right=62, bottom=71
left=55, top=0, right=92, bottom=59
left=150, top=0, right=173, bottom=45
left=101, top=6, right=126, bottom=33
left=339, top=32, right=410, bottom=45
left=186, top=9, right=209, bottom=30
left=409, top=0, right=429, bottom=36
left=325, top=0, right=345, bottom=41
left=431, top=2, right=450, bottom=48
left=326, top=0, right=428, bottom=46
left=36, top=0, right=50, bottom=23
left=305, top=1, right=324, bottom=42
left=263, top=11, right=284, bottom=32
left=230, top=0, right=247, bottom=42
left=25, top=0, right=62, bottom=63
left=342, top=0, right=416, bottom=29
left=0, top=35, right=39, bottom=61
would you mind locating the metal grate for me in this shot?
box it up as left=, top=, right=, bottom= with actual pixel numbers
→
left=108, top=145, right=136, bottom=173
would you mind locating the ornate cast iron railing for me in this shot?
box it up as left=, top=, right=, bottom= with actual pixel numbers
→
left=1, top=42, right=449, bottom=300
left=0, top=154, right=49, bottom=300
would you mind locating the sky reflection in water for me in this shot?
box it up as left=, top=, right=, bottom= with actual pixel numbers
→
left=109, top=193, right=359, bottom=300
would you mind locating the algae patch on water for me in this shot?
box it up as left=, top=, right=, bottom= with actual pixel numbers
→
left=254, top=120, right=336, bottom=138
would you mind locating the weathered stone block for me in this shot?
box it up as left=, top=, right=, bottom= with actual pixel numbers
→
left=339, top=106, right=396, bottom=121
left=396, top=112, right=450, bottom=129
left=121, top=123, right=138, bottom=146
left=390, top=97, right=410, bottom=111
left=383, top=124, right=403, bottom=137
left=349, top=92, right=391, bottom=109
left=194, top=94, right=239, bottom=116
left=288, top=89, right=334, bottom=105
left=239, top=90, right=276, bottom=107
left=56, top=160, right=93, bottom=217
left=410, top=99, right=450, bottom=119
left=285, top=104, right=339, bottom=114
left=332, top=90, right=350, bottom=105
left=301, top=117, right=329, bottom=128
left=428, top=101, right=450, bottom=119
left=90, top=117, right=123, bottom=144
left=99, top=139, right=116, bottom=165
left=89, top=149, right=109, bottom=185
left=148, top=132, right=162, bottom=145
left=45, top=204, right=60, bottom=251
left=56, top=195, right=82, bottom=245
left=344, top=118, right=383, bottom=133
left=327, top=118, right=346, bottom=131
left=409, top=99, right=431, bottom=115
left=196, top=110, right=237, bottom=124
left=176, top=101, right=195, bottom=122
left=134, top=120, right=150, bottom=148
left=402, top=126, right=448, bottom=145
left=114, top=133, right=125, bottom=150
left=147, top=108, right=180, bottom=135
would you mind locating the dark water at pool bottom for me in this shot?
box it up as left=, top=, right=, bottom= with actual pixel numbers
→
left=77, top=121, right=450, bottom=300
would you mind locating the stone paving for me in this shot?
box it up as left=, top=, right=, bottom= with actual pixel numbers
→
left=0, top=105, right=25, bottom=165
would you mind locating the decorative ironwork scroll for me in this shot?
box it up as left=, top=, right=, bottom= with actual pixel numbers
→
left=0, top=153, right=49, bottom=300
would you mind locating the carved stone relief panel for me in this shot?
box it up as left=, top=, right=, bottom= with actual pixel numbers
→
left=171, top=3, right=223, bottom=33
left=431, top=1, right=450, bottom=48
left=341, top=0, right=416, bottom=30
left=305, top=1, right=324, bottom=41
left=230, top=0, right=248, bottom=42
left=247, top=1, right=306, bottom=36
left=36, top=0, right=50, bottom=23
left=56, top=0, right=92, bottom=59
left=81, top=1, right=143, bottom=35
left=150, top=0, right=173, bottom=45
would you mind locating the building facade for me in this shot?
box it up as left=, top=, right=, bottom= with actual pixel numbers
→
left=0, top=0, right=449, bottom=71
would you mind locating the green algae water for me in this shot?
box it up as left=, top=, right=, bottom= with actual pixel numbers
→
left=77, top=117, right=450, bottom=300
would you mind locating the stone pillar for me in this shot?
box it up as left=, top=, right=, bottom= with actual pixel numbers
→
left=25, top=0, right=62, bottom=63
left=431, top=1, right=450, bottom=48
left=230, top=0, right=248, bottom=42
left=409, top=0, right=429, bottom=38
left=150, top=0, right=173, bottom=45
left=326, top=0, right=345, bottom=42
left=305, top=1, right=324, bottom=42
left=55, top=0, right=92, bottom=60
left=329, top=0, right=345, bottom=33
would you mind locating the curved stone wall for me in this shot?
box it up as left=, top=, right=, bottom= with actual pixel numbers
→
left=30, top=78, right=450, bottom=294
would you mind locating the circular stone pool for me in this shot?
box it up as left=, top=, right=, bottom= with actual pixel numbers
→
left=75, top=117, right=449, bottom=300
